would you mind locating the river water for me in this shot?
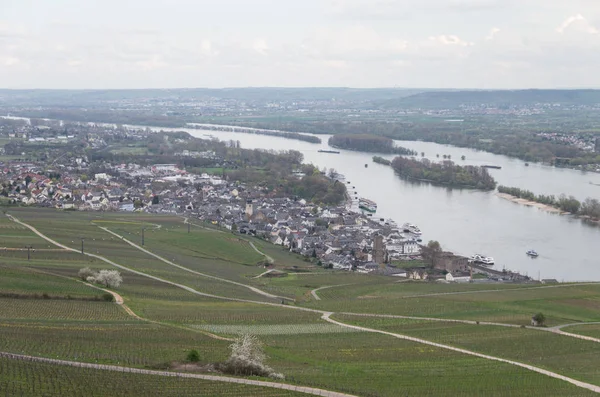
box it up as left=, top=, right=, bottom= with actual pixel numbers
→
left=5, top=115, right=599, bottom=281
left=181, top=128, right=600, bottom=282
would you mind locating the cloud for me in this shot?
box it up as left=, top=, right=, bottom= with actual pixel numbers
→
left=485, top=27, right=500, bottom=40
left=252, top=39, right=269, bottom=56
left=328, top=0, right=509, bottom=19
left=429, top=35, right=474, bottom=46
left=556, top=14, right=599, bottom=34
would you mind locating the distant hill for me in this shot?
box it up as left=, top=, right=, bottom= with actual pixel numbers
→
left=0, top=87, right=429, bottom=106
left=377, top=89, right=600, bottom=109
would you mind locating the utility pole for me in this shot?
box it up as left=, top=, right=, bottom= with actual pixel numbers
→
left=26, top=245, right=32, bottom=261
left=188, top=221, right=190, bottom=234
left=142, top=227, right=145, bottom=246
left=80, top=238, right=85, bottom=254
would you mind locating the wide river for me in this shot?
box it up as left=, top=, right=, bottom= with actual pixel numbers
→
left=175, top=128, right=600, bottom=282
left=7, top=115, right=599, bottom=281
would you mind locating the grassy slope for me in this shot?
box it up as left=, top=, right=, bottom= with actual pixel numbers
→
left=335, top=315, right=600, bottom=388
left=302, top=282, right=600, bottom=326
left=1, top=208, right=600, bottom=396
left=0, top=357, right=310, bottom=397
left=563, top=324, right=600, bottom=339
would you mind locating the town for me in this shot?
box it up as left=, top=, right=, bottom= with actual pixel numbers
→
left=0, top=117, right=530, bottom=283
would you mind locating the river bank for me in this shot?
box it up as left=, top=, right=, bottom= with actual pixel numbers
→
left=496, top=193, right=568, bottom=214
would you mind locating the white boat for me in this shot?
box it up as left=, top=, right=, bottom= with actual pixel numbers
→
left=481, top=256, right=494, bottom=265
left=359, top=198, right=377, bottom=213
left=526, top=249, right=539, bottom=257
left=402, top=223, right=422, bottom=236
left=469, top=254, right=494, bottom=265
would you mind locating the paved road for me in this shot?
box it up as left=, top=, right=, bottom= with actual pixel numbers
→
left=8, top=214, right=600, bottom=395
left=0, top=352, right=358, bottom=397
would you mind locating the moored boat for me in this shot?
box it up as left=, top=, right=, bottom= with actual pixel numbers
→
left=359, top=198, right=377, bottom=213
left=402, top=223, right=422, bottom=236
left=318, top=149, right=341, bottom=154
left=469, top=254, right=494, bottom=265
left=526, top=249, right=539, bottom=257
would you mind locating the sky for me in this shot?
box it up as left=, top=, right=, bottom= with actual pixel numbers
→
left=1, top=0, right=600, bottom=89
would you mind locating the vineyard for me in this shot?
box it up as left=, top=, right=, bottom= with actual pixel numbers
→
left=304, top=283, right=600, bottom=325
left=0, top=320, right=228, bottom=367
left=1, top=207, right=600, bottom=396
left=563, top=324, right=600, bottom=339
left=334, top=314, right=600, bottom=387
left=0, top=356, right=312, bottom=397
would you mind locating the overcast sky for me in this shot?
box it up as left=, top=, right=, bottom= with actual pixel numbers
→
left=1, top=0, right=600, bottom=89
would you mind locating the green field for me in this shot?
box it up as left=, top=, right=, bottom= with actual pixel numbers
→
left=334, top=315, right=600, bottom=387
left=302, top=281, right=600, bottom=326
left=0, top=357, right=311, bottom=397
left=563, top=324, right=600, bottom=339
left=2, top=207, right=600, bottom=396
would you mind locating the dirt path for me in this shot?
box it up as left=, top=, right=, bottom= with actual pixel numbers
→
left=0, top=352, right=358, bottom=397
left=183, top=217, right=275, bottom=264
left=253, top=269, right=276, bottom=279
left=8, top=214, right=600, bottom=394
left=321, top=313, right=600, bottom=394
left=97, top=226, right=293, bottom=302
left=248, top=241, right=275, bottom=264
left=396, top=282, right=600, bottom=300
left=311, top=284, right=352, bottom=301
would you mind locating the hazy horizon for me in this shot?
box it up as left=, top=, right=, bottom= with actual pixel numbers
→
left=2, top=0, right=600, bottom=89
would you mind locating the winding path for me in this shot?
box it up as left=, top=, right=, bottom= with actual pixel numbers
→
left=321, top=313, right=600, bottom=394
left=97, top=226, right=292, bottom=302
left=0, top=352, right=358, bottom=397
left=7, top=214, right=600, bottom=394
left=248, top=241, right=275, bottom=264
left=396, top=282, right=600, bottom=300
left=311, top=284, right=352, bottom=301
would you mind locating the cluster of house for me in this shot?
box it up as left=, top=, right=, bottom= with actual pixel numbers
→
left=0, top=157, right=432, bottom=275
left=194, top=193, right=424, bottom=273
left=536, top=132, right=598, bottom=153
left=1, top=154, right=531, bottom=282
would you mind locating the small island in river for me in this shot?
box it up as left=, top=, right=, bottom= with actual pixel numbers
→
left=328, top=134, right=417, bottom=156
left=390, top=157, right=497, bottom=190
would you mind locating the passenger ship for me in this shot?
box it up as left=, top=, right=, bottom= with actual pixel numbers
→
left=359, top=198, right=377, bottom=213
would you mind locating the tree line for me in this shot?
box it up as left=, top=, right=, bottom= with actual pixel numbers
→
left=390, top=157, right=497, bottom=190
left=328, top=134, right=417, bottom=155
left=232, top=119, right=599, bottom=166
left=372, top=156, right=391, bottom=165
left=498, top=185, right=600, bottom=218
left=189, top=124, right=321, bottom=143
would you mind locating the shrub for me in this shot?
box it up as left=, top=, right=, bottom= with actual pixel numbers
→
left=102, top=293, right=114, bottom=302
left=532, top=312, right=546, bottom=327
left=219, top=334, right=283, bottom=379
left=186, top=350, right=200, bottom=363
